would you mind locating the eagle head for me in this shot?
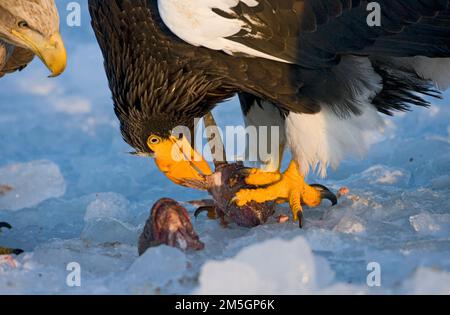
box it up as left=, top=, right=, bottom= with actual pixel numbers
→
left=111, top=65, right=215, bottom=185
left=0, top=0, right=67, bottom=76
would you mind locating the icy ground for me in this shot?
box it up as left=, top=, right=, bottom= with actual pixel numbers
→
left=0, top=2, right=450, bottom=294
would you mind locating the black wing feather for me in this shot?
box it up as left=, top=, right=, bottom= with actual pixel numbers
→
left=224, top=0, right=450, bottom=68
left=90, top=0, right=450, bottom=123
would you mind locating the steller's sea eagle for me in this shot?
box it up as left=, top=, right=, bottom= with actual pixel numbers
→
left=89, top=0, right=450, bottom=224
left=0, top=0, right=67, bottom=78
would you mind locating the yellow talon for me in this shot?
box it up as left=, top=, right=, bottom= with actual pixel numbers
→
left=244, top=168, right=282, bottom=186
left=235, top=160, right=336, bottom=225
left=289, top=191, right=303, bottom=222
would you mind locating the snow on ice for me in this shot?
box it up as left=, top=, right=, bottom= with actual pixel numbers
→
left=0, top=160, right=66, bottom=211
left=0, top=1, right=449, bottom=294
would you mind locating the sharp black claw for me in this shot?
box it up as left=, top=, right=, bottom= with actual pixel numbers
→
left=311, top=184, right=338, bottom=206
left=194, top=207, right=209, bottom=219
left=0, top=222, right=12, bottom=230
left=297, top=211, right=304, bottom=229
left=194, top=206, right=216, bottom=219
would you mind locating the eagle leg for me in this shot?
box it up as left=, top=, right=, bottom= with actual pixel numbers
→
left=233, top=160, right=337, bottom=226
left=0, top=222, right=24, bottom=256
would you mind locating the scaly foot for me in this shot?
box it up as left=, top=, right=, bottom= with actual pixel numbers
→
left=0, top=222, right=24, bottom=256
left=234, top=161, right=337, bottom=227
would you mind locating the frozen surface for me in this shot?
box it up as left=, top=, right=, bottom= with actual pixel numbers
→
left=0, top=160, right=66, bottom=211
left=0, top=1, right=450, bottom=294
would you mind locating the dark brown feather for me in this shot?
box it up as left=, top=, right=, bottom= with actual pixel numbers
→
left=89, top=0, right=450, bottom=154
left=0, top=46, right=34, bottom=78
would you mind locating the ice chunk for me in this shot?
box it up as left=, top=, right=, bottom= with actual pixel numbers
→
left=197, top=260, right=263, bottom=294
left=196, top=237, right=338, bottom=294
left=0, top=239, right=138, bottom=295
left=347, top=165, right=411, bottom=187
left=402, top=268, right=450, bottom=294
left=84, top=192, right=130, bottom=222
left=333, top=215, right=366, bottom=234
left=124, top=246, right=187, bottom=293
left=409, top=213, right=450, bottom=235
left=375, top=169, right=405, bottom=185
left=81, top=218, right=139, bottom=245
left=0, top=160, right=66, bottom=211
left=31, top=239, right=137, bottom=278
left=430, top=175, right=450, bottom=190
left=81, top=193, right=138, bottom=244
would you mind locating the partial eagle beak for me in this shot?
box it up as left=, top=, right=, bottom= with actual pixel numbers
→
left=170, top=135, right=212, bottom=176
left=152, top=135, right=212, bottom=187
left=11, top=30, right=67, bottom=77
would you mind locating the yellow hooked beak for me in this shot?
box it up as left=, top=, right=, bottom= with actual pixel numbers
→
left=148, top=135, right=212, bottom=187
left=11, top=30, right=67, bottom=77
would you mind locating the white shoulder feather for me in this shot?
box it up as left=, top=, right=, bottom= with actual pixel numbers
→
left=157, top=0, right=290, bottom=63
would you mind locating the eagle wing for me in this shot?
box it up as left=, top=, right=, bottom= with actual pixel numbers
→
left=158, top=0, right=450, bottom=68
left=90, top=0, right=450, bottom=117
left=158, top=0, right=450, bottom=115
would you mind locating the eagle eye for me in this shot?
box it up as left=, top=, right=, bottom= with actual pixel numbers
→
left=18, top=21, right=29, bottom=28
left=148, top=135, right=161, bottom=145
